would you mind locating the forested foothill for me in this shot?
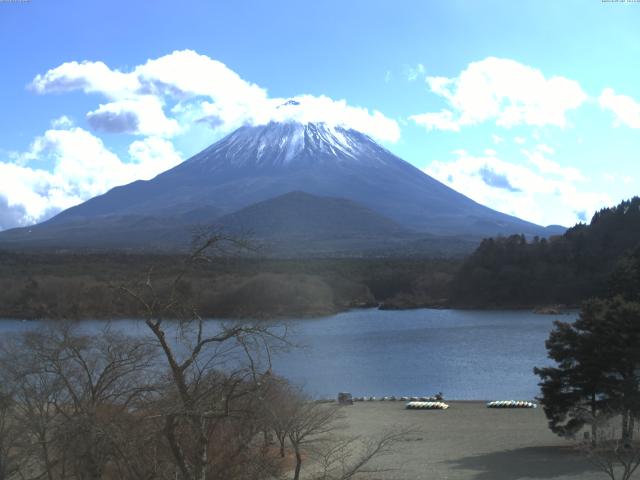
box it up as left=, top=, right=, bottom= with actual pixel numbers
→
left=450, top=197, right=640, bottom=309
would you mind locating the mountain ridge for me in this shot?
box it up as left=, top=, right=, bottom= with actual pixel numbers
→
left=217, top=190, right=410, bottom=238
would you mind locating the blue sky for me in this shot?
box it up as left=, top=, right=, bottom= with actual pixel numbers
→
left=1, top=0, right=639, bottom=229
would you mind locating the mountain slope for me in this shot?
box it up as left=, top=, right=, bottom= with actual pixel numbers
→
left=0, top=191, right=478, bottom=256
left=214, top=191, right=439, bottom=256
left=0, top=120, right=563, bottom=252
left=45, top=121, right=553, bottom=236
left=218, top=191, right=409, bottom=239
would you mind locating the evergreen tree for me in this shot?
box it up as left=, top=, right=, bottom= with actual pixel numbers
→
left=592, top=298, right=640, bottom=444
left=609, top=247, right=640, bottom=302
left=452, top=196, right=640, bottom=308
left=535, top=298, right=640, bottom=443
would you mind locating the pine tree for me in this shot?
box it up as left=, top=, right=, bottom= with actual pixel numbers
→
left=535, top=298, right=640, bottom=443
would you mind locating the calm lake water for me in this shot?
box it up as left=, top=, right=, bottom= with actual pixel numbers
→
left=0, top=308, right=576, bottom=400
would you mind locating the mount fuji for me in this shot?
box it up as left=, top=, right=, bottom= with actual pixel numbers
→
left=0, top=120, right=563, bottom=254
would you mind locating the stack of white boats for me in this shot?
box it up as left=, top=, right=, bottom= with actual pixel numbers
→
left=405, top=401, right=450, bottom=410
left=486, top=400, right=537, bottom=408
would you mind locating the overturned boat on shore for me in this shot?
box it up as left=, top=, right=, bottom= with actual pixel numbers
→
left=405, top=401, right=449, bottom=410
left=486, top=400, right=536, bottom=408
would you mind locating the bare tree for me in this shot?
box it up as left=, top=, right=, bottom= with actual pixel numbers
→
left=0, top=387, right=24, bottom=480
left=312, top=429, right=409, bottom=480
left=281, top=392, right=409, bottom=480
left=259, top=374, right=298, bottom=458
left=287, top=399, right=342, bottom=480
left=0, top=339, right=63, bottom=480
left=119, top=233, right=287, bottom=480
left=0, top=324, right=160, bottom=480
left=577, top=415, right=640, bottom=480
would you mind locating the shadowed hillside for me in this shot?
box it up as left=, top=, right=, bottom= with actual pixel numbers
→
left=451, top=197, right=640, bottom=308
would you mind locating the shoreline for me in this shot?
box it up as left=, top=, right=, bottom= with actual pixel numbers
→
left=0, top=304, right=579, bottom=322
left=318, top=398, right=539, bottom=404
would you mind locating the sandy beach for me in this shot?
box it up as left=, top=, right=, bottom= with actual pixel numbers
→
left=335, top=401, right=604, bottom=480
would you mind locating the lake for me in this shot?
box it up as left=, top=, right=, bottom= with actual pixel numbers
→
left=0, top=308, right=576, bottom=401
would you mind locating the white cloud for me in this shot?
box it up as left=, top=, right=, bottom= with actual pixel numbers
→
left=30, top=60, right=138, bottom=97
left=599, top=88, right=640, bottom=129
left=0, top=162, right=60, bottom=227
left=136, top=50, right=266, bottom=102
left=521, top=147, right=584, bottom=182
left=86, top=96, right=180, bottom=136
left=403, top=63, right=425, bottom=81
left=603, top=172, right=634, bottom=185
left=536, top=143, right=555, bottom=155
left=0, top=128, right=182, bottom=229
left=514, top=136, right=526, bottom=144
left=410, top=110, right=460, bottom=132
left=411, top=57, right=587, bottom=131
left=30, top=49, right=400, bottom=143
left=424, top=149, right=610, bottom=226
left=268, top=95, right=401, bottom=141
left=50, top=115, right=74, bottom=129
left=127, top=136, right=183, bottom=174
left=0, top=195, right=29, bottom=231
left=491, top=134, right=504, bottom=144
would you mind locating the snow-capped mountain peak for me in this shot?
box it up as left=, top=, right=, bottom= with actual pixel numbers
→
left=186, top=121, right=393, bottom=170
left=277, top=99, right=301, bottom=108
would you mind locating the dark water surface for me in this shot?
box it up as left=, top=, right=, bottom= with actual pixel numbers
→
left=0, top=308, right=576, bottom=400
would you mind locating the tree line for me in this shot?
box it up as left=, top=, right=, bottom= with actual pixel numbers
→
left=0, top=250, right=458, bottom=320
left=451, top=197, right=640, bottom=308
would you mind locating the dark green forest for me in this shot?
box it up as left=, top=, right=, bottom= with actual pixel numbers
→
left=450, top=197, right=640, bottom=308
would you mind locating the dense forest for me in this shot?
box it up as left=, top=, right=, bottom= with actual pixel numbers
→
left=450, top=197, right=640, bottom=308
left=0, top=251, right=458, bottom=319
